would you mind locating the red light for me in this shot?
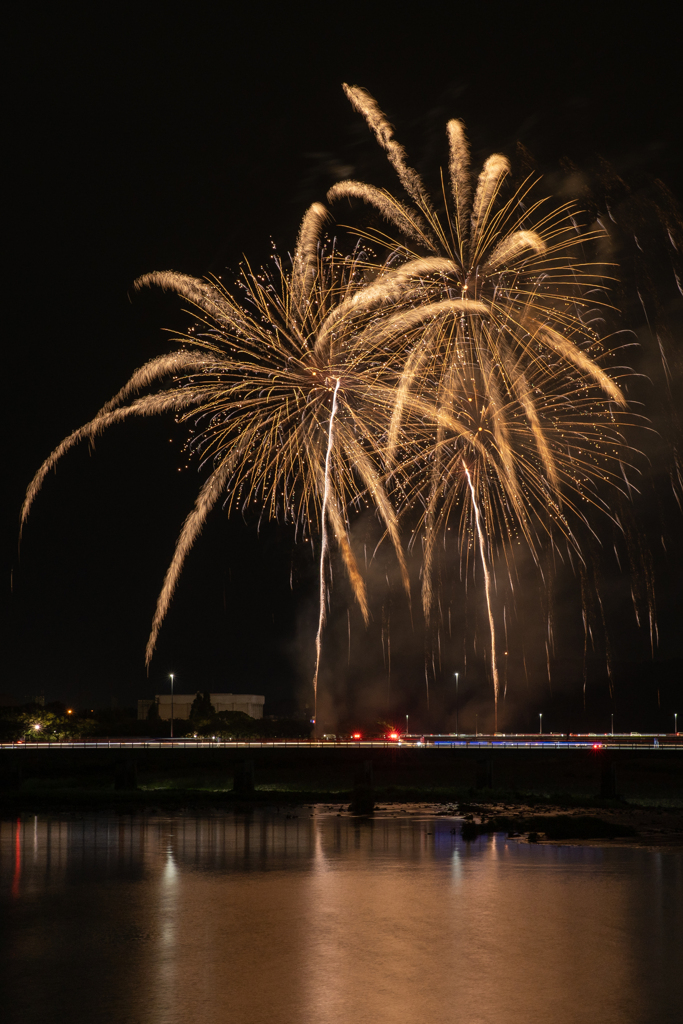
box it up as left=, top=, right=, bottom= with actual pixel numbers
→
left=388, top=732, right=399, bottom=740
left=592, top=743, right=602, bottom=749
left=352, top=732, right=361, bottom=740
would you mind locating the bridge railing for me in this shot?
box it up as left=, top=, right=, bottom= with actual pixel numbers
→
left=1, top=738, right=682, bottom=751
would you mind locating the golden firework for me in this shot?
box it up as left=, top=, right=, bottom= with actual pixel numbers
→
left=331, top=85, right=644, bottom=730
left=21, top=206, right=417, bottom=718
left=21, top=87, right=652, bottom=733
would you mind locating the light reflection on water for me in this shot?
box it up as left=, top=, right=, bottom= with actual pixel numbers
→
left=1, top=810, right=681, bottom=1024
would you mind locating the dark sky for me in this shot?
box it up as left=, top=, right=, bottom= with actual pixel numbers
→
left=5, top=4, right=682, bottom=730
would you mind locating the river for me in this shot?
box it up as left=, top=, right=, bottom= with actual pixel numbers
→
left=1, top=808, right=681, bottom=1023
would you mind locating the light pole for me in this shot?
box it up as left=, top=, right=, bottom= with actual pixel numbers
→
left=675, top=713, right=678, bottom=736
left=475, top=713, right=478, bottom=737
left=455, top=672, right=459, bottom=736
left=405, top=714, right=409, bottom=736
left=611, top=713, right=614, bottom=736
left=539, top=712, right=543, bottom=736
left=170, top=673, right=174, bottom=740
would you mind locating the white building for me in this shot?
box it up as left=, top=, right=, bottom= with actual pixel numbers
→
left=138, top=693, right=265, bottom=721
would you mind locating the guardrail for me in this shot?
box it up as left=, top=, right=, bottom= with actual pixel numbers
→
left=1, top=739, right=682, bottom=751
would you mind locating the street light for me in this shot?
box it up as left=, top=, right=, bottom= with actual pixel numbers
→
left=169, top=673, right=174, bottom=740
left=539, top=712, right=543, bottom=736
left=611, top=713, right=614, bottom=736
left=405, top=714, right=409, bottom=736
left=675, top=713, right=678, bottom=736
left=454, top=672, right=459, bottom=736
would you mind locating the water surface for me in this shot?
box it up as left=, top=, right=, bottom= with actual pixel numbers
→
left=1, top=810, right=681, bottom=1024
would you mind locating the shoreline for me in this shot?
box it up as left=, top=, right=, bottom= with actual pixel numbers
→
left=2, top=789, right=682, bottom=847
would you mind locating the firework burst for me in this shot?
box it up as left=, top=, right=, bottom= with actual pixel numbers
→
left=21, top=87, right=657, bottom=732
left=330, top=85, right=645, bottom=729
left=21, top=204, right=419, bottom=720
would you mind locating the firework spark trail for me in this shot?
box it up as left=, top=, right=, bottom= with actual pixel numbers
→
left=313, top=377, right=341, bottom=723
left=463, top=461, right=499, bottom=733
left=22, top=209, right=416, bottom=676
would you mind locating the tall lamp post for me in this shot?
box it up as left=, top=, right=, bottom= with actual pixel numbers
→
left=170, top=673, right=174, bottom=740
left=611, top=713, right=614, bottom=737
left=405, top=714, right=409, bottom=736
left=454, top=672, right=459, bottom=736
left=539, top=712, right=543, bottom=736
left=675, top=713, right=678, bottom=736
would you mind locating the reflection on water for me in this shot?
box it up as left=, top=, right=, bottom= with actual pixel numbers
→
left=1, top=810, right=681, bottom=1024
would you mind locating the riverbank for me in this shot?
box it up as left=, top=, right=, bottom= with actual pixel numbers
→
left=2, top=786, right=683, bottom=846
left=456, top=799, right=683, bottom=847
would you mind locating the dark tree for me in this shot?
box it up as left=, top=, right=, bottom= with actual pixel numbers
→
left=190, top=692, right=215, bottom=722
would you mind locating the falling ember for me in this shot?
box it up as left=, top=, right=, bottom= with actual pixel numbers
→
left=463, top=461, right=500, bottom=733
left=313, top=378, right=341, bottom=724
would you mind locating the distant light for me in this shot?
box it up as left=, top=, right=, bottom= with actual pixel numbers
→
left=352, top=732, right=361, bottom=740
left=592, top=743, right=602, bottom=749
left=67, top=709, right=73, bottom=715
left=33, top=723, right=41, bottom=730
left=388, top=731, right=399, bottom=740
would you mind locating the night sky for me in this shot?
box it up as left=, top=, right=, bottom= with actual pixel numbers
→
left=5, top=5, right=682, bottom=731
